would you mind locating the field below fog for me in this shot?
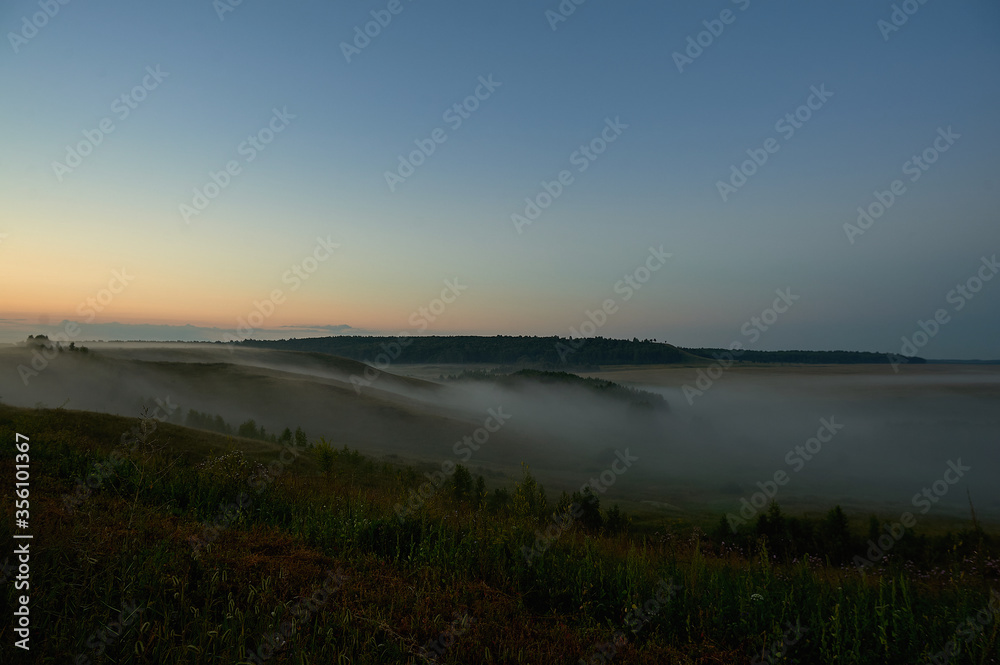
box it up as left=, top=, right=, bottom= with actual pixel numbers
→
left=396, top=362, right=1000, bottom=524
left=3, top=341, right=998, bottom=524
left=573, top=363, right=1000, bottom=523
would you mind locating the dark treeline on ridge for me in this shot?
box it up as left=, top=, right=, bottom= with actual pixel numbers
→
left=234, top=335, right=686, bottom=366
left=681, top=347, right=928, bottom=365
left=232, top=335, right=924, bottom=366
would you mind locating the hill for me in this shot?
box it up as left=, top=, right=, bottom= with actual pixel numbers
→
left=233, top=335, right=924, bottom=367
left=1, top=403, right=996, bottom=664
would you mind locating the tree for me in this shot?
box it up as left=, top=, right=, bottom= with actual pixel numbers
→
left=238, top=419, right=258, bottom=439
left=573, top=488, right=603, bottom=531
left=822, top=505, right=852, bottom=563
left=473, top=475, right=486, bottom=510
left=452, top=464, right=473, bottom=502
left=867, top=515, right=881, bottom=543
left=513, top=464, right=547, bottom=518
left=294, top=426, right=308, bottom=448
left=487, top=488, right=511, bottom=513
left=604, top=504, right=630, bottom=534
left=314, top=437, right=336, bottom=482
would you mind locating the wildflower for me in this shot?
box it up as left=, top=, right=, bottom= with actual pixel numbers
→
left=751, top=593, right=764, bottom=602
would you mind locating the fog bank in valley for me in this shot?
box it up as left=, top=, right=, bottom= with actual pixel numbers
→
left=2, top=341, right=997, bottom=521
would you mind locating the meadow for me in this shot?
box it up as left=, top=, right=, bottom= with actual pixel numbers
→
left=2, top=401, right=997, bottom=664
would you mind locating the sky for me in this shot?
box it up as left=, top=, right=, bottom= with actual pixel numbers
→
left=1, top=0, right=998, bottom=358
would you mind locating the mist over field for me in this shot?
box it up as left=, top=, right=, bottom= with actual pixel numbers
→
left=5, top=341, right=997, bottom=521
left=616, top=369, right=1000, bottom=519
left=5, top=1, right=1000, bottom=659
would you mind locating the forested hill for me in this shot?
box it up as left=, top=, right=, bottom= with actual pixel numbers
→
left=231, top=336, right=924, bottom=366
left=233, top=335, right=689, bottom=366
left=680, top=348, right=927, bottom=365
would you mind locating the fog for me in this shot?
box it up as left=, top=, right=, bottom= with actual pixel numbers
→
left=2, top=341, right=997, bottom=522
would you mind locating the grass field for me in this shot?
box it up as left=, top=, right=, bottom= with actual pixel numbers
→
left=2, top=402, right=997, bottom=664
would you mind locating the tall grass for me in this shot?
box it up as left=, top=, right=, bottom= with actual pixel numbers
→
left=1, top=404, right=997, bottom=664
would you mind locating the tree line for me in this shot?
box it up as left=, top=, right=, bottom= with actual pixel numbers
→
left=184, top=409, right=308, bottom=447
left=231, top=335, right=925, bottom=366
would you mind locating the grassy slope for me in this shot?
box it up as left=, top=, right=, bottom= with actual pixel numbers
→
left=1, top=404, right=998, bottom=664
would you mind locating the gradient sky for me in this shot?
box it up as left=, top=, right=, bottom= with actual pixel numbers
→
left=2, top=0, right=998, bottom=357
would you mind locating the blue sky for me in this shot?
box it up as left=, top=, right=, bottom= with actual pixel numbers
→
left=2, top=0, right=999, bottom=358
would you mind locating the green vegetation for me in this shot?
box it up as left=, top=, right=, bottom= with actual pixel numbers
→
left=1, top=404, right=995, bottom=664
left=184, top=409, right=310, bottom=448
left=24, top=333, right=90, bottom=353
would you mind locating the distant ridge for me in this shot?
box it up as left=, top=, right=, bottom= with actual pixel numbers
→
left=233, top=335, right=692, bottom=367
left=925, top=359, right=1000, bottom=365
left=679, top=347, right=927, bottom=365
left=231, top=335, right=925, bottom=367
